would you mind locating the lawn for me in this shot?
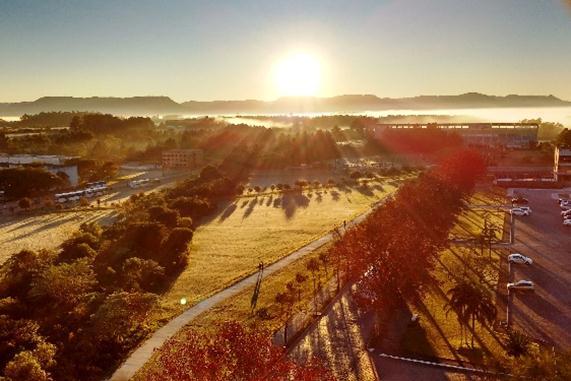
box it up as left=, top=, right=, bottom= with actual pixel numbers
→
left=153, top=179, right=400, bottom=322
left=450, top=191, right=507, bottom=240
left=402, top=246, right=508, bottom=365
left=402, top=191, right=509, bottom=366
left=0, top=210, right=115, bottom=265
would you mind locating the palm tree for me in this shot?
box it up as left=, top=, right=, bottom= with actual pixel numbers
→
left=505, top=329, right=530, bottom=357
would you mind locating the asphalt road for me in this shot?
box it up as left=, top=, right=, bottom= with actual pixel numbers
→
left=508, top=188, right=571, bottom=349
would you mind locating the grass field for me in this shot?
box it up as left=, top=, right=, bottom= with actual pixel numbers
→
left=153, top=179, right=400, bottom=322
left=450, top=191, right=507, bottom=240
left=402, top=246, right=507, bottom=364
left=402, top=191, right=509, bottom=365
left=0, top=210, right=115, bottom=265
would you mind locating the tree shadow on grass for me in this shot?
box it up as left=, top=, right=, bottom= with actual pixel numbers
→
left=330, top=191, right=340, bottom=201
left=242, top=197, right=258, bottom=219
left=281, top=191, right=310, bottom=219
left=218, top=203, right=237, bottom=222
left=354, top=185, right=374, bottom=197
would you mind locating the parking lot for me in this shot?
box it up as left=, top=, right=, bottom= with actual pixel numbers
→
left=508, top=188, right=571, bottom=348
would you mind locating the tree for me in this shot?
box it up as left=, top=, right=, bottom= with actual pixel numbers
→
left=274, top=291, right=294, bottom=344
left=89, top=292, right=157, bottom=346
left=505, top=329, right=530, bottom=357
left=318, top=252, right=329, bottom=276
left=3, top=351, right=51, bottom=381
left=27, top=258, right=97, bottom=313
left=294, top=272, right=308, bottom=300
left=159, top=227, right=194, bottom=271
left=121, top=258, right=165, bottom=292
left=147, top=321, right=336, bottom=381
left=306, top=259, right=320, bottom=312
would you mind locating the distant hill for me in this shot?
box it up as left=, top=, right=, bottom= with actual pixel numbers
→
left=1, top=93, right=569, bottom=117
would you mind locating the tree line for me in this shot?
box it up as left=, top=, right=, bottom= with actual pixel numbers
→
left=0, top=166, right=241, bottom=380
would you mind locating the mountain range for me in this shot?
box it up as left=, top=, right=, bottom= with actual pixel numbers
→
left=0, top=93, right=569, bottom=117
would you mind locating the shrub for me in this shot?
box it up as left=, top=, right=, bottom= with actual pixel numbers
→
left=160, top=228, right=194, bottom=271
left=18, top=198, right=32, bottom=210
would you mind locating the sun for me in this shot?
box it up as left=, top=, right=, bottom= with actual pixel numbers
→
left=274, top=53, right=321, bottom=97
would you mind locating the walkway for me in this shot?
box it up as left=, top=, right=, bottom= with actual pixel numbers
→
left=110, top=197, right=387, bottom=380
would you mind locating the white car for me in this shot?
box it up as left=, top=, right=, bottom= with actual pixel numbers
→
left=518, top=206, right=532, bottom=213
left=507, top=280, right=535, bottom=291
left=564, top=219, right=571, bottom=226
left=510, top=208, right=530, bottom=216
left=508, top=253, right=533, bottom=265
left=562, top=210, right=571, bottom=218
left=561, top=204, right=571, bottom=211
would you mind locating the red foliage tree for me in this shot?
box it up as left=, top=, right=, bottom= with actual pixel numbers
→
left=147, top=321, right=336, bottom=381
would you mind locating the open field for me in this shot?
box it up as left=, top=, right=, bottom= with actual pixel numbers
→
left=188, top=243, right=333, bottom=332
left=154, top=178, right=401, bottom=321
left=0, top=209, right=116, bottom=264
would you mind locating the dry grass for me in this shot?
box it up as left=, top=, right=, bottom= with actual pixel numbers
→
left=188, top=243, right=332, bottom=333
left=403, top=247, right=507, bottom=364
left=154, top=179, right=399, bottom=321
left=450, top=192, right=506, bottom=240
left=403, top=191, right=509, bottom=365
left=0, top=210, right=115, bottom=264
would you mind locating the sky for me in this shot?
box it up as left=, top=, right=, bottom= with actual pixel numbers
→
left=0, top=0, right=570, bottom=102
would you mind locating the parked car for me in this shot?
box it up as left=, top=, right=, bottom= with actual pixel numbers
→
left=558, top=198, right=570, bottom=205
left=508, top=253, right=533, bottom=265
left=511, top=208, right=530, bottom=216
left=560, top=204, right=571, bottom=211
left=561, top=210, right=571, bottom=218
left=507, top=280, right=535, bottom=291
left=564, top=219, right=571, bottom=227
left=518, top=206, right=532, bottom=213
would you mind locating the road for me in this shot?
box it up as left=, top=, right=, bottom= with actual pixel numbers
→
left=507, top=188, right=571, bottom=348
left=109, top=195, right=389, bottom=381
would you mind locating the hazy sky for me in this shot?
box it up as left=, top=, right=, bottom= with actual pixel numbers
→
left=1, top=0, right=570, bottom=102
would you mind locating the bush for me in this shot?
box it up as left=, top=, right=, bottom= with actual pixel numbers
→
left=160, top=228, right=194, bottom=271
left=18, top=198, right=32, bottom=210
left=148, top=205, right=179, bottom=228
left=120, top=258, right=165, bottom=292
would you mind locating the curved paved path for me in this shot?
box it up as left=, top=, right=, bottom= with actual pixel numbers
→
left=110, top=197, right=389, bottom=380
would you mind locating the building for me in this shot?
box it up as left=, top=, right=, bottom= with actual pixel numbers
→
left=0, top=154, right=79, bottom=185
left=554, top=147, right=571, bottom=182
left=369, top=122, right=539, bottom=148
left=162, top=149, right=203, bottom=169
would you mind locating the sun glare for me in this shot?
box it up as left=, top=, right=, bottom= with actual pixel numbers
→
left=274, top=53, right=321, bottom=97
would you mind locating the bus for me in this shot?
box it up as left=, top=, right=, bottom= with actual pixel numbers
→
left=55, top=184, right=108, bottom=203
